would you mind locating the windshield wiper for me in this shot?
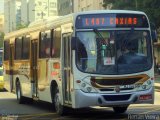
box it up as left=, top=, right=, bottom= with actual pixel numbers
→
left=93, top=29, right=112, bottom=58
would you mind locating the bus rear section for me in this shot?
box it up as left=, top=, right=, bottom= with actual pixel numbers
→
left=71, top=10, right=155, bottom=113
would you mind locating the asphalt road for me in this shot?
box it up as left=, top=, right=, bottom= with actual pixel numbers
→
left=0, top=91, right=160, bottom=120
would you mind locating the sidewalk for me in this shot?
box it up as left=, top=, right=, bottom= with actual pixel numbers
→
left=154, top=73, right=160, bottom=90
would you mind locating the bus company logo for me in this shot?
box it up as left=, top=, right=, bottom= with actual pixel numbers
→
left=115, top=86, right=120, bottom=93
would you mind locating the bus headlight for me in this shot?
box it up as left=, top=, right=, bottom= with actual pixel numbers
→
left=86, top=87, right=92, bottom=92
left=81, top=83, right=86, bottom=88
left=142, top=85, right=147, bottom=89
left=78, top=81, right=97, bottom=93
left=147, top=80, right=151, bottom=85
left=136, top=80, right=152, bottom=91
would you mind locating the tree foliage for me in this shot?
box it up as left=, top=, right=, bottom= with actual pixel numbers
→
left=103, top=0, right=160, bottom=29
left=16, top=23, right=28, bottom=30
left=0, top=32, right=4, bottom=48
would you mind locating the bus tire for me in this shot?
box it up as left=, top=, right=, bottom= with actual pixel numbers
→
left=113, top=106, right=128, bottom=114
left=52, top=86, right=67, bottom=116
left=16, top=81, right=25, bottom=104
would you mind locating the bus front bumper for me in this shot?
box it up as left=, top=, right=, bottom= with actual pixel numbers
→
left=73, top=87, right=154, bottom=108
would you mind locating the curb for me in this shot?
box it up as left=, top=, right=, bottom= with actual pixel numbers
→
left=154, top=83, right=160, bottom=91
left=155, top=86, right=160, bottom=90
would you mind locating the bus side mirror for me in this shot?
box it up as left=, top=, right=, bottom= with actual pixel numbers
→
left=151, top=30, right=158, bottom=43
left=150, top=23, right=158, bottom=43
left=71, top=37, right=77, bottom=50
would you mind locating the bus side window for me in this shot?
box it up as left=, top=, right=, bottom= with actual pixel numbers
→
left=22, top=36, right=30, bottom=59
left=4, top=40, right=10, bottom=61
left=52, top=27, right=61, bottom=58
left=15, top=37, right=23, bottom=60
left=39, top=31, right=51, bottom=58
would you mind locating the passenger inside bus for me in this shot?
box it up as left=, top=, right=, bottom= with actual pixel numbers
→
left=118, top=40, right=147, bottom=64
left=40, top=32, right=51, bottom=58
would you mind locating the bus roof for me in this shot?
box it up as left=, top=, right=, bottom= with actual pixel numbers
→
left=74, top=10, right=145, bottom=15
left=4, top=10, right=147, bottom=40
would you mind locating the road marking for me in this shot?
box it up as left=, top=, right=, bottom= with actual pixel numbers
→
left=139, top=107, right=160, bottom=114
left=19, top=113, right=57, bottom=120
left=155, top=89, right=160, bottom=92
left=129, top=106, right=156, bottom=109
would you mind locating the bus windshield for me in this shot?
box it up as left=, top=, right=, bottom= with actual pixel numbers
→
left=76, top=30, right=152, bottom=74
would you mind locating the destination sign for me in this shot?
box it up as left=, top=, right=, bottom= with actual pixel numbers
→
left=76, top=13, right=149, bottom=29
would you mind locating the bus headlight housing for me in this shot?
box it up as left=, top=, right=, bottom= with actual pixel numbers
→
left=136, top=80, right=152, bottom=91
left=77, top=80, right=97, bottom=93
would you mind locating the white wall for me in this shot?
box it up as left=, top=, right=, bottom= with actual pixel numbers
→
left=74, top=0, right=104, bottom=13
left=21, top=0, right=28, bottom=24
left=4, top=0, right=16, bottom=33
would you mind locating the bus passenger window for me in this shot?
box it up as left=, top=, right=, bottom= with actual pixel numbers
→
left=15, top=37, right=23, bottom=60
left=22, top=36, right=30, bottom=59
left=52, top=28, right=61, bottom=58
left=4, top=40, right=10, bottom=61
left=39, top=31, right=51, bottom=58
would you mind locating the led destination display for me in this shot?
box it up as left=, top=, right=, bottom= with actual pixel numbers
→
left=76, top=13, right=149, bottom=29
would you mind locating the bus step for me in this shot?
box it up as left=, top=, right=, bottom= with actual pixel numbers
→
left=32, top=96, right=39, bottom=101
left=12, top=89, right=16, bottom=94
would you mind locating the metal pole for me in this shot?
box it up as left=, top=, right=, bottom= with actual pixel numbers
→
left=48, top=0, right=49, bottom=17
left=27, top=0, right=29, bottom=24
left=41, top=11, right=43, bottom=19
left=8, top=1, right=11, bottom=32
left=135, top=0, right=137, bottom=10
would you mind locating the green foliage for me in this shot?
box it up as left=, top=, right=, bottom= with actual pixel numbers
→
left=0, top=32, right=4, bottom=48
left=16, top=23, right=28, bottom=30
left=103, top=0, right=160, bottom=29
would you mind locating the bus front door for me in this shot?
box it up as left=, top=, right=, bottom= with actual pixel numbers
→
left=9, top=44, right=14, bottom=92
left=31, top=40, right=38, bottom=99
left=62, top=34, right=72, bottom=104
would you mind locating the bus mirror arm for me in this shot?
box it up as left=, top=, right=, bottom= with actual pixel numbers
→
left=150, top=22, right=158, bottom=43
left=151, top=30, right=158, bottom=43
left=71, top=37, right=77, bottom=50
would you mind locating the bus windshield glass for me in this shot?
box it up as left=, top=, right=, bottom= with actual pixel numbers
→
left=76, top=30, right=152, bottom=74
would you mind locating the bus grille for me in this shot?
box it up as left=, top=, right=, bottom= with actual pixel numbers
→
left=102, top=94, right=131, bottom=101
left=91, top=74, right=149, bottom=89
left=99, top=88, right=134, bottom=91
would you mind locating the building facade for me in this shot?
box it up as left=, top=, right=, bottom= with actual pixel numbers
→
left=4, top=0, right=58, bottom=33
left=58, top=0, right=73, bottom=16
left=21, top=0, right=29, bottom=24
left=74, top=0, right=104, bottom=13
left=4, top=0, right=16, bottom=33
left=19, top=0, right=58, bottom=25
left=58, top=0, right=106, bottom=16
left=0, top=14, right=4, bottom=32
left=16, top=1, right=21, bottom=25
left=29, top=0, right=58, bottom=22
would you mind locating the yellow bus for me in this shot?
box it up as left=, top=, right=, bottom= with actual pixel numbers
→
left=3, top=10, right=157, bottom=115
left=0, top=66, right=4, bottom=89
left=0, top=48, right=3, bottom=67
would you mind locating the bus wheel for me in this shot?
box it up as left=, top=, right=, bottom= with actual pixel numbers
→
left=113, top=106, right=128, bottom=114
left=54, top=87, right=66, bottom=116
left=16, top=81, right=25, bottom=104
